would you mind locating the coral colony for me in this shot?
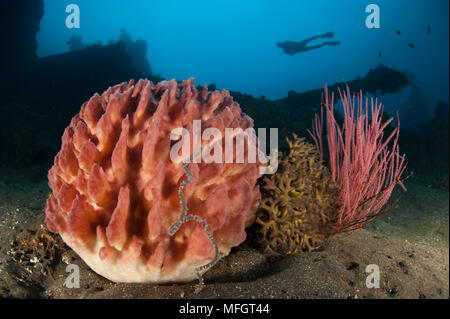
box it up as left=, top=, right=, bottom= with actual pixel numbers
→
left=309, top=86, right=407, bottom=234
left=45, top=78, right=266, bottom=283
left=257, top=134, right=339, bottom=254
left=45, top=79, right=407, bottom=283
left=257, top=87, right=408, bottom=255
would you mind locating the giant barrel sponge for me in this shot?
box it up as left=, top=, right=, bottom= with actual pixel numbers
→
left=45, top=78, right=265, bottom=283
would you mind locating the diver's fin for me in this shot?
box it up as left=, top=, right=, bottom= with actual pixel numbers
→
left=321, top=32, right=334, bottom=38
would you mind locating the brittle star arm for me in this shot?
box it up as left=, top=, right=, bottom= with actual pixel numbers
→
left=168, top=148, right=220, bottom=285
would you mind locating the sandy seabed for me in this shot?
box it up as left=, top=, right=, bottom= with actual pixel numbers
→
left=0, top=168, right=448, bottom=299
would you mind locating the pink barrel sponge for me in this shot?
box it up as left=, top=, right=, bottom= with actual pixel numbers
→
left=45, top=78, right=265, bottom=283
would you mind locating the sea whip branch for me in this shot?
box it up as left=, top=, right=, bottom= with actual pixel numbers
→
left=308, top=85, right=408, bottom=234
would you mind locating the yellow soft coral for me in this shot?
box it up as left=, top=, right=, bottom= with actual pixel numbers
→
left=257, top=134, right=338, bottom=255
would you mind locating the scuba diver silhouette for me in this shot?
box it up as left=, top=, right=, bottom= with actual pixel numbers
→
left=277, top=32, right=340, bottom=56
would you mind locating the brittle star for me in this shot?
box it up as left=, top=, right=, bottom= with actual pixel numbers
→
left=168, top=147, right=219, bottom=287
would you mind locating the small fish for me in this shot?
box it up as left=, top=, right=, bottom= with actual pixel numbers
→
left=378, top=51, right=382, bottom=57
left=395, top=30, right=401, bottom=35
left=407, top=42, right=415, bottom=49
left=427, top=24, right=431, bottom=35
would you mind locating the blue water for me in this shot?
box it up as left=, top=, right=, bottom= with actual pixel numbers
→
left=36, top=0, right=448, bottom=128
